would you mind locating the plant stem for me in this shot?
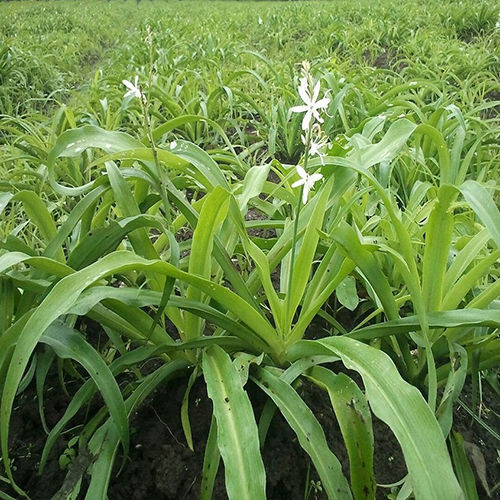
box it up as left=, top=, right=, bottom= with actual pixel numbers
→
left=285, top=124, right=312, bottom=333
left=139, top=91, right=172, bottom=227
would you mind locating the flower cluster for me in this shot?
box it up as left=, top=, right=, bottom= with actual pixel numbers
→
left=290, top=61, right=330, bottom=203
left=302, top=123, right=328, bottom=164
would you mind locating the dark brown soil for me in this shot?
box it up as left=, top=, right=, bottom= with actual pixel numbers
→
left=361, top=48, right=408, bottom=74
left=480, top=90, right=500, bottom=119
left=104, top=371, right=408, bottom=500
left=245, top=207, right=277, bottom=240
left=3, top=365, right=499, bottom=499
left=454, top=380, right=500, bottom=497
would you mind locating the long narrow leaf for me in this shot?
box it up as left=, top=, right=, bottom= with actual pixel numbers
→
left=288, top=338, right=463, bottom=499
left=252, top=366, right=352, bottom=500
left=203, top=345, right=266, bottom=500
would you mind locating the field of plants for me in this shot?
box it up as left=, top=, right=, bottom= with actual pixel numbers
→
left=1, top=0, right=500, bottom=498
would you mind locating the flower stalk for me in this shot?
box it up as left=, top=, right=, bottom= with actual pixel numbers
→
left=285, top=123, right=311, bottom=329
left=285, top=62, right=329, bottom=331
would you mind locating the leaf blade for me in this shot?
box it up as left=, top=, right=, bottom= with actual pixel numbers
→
left=203, top=345, right=266, bottom=500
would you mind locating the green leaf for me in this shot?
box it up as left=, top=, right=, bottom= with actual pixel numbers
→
left=333, top=222, right=398, bottom=319
left=0, top=489, right=17, bottom=500
left=39, top=345, right=162, bottom=473
left=350, top=309, right=500, bottom=341
left=444, top=228, right=491, bottom=292
left=43, top=185, right=108, bottom=260
left=336, top=275, right=359, bottom=311
left=238, top=164, right=270, bottom=210
left=0, top=191, right=64, bottom=262
left=422, top=185, right=456, bottom=311
left=35, top=348, right=56, bottom=434
left=201, top=416, right=221, bottom=500
left=450, top=432, right=479, bottom=500
left=181, top=367, right=198, bottom=451
left=203, top=345, right=266, bottom=500
left=256, top=355, right=338, bottom=448
left=349, top=119, right=417, bottom=169
left=0, top=278, right=15, bottom=335
left=442, top=251, right=500, bottom=310
left=0, top=252, right=73, bottom=279
left=286, top=175, right=335, bottom=329
left=435, top=344, right=467, bottom=437
left=291, top=249, right=354, bottom=343
left=68, top=214, right=165, bottom=269
left=185, top=187, right=231, bottom=340
left=70, top=286, right=264, bottom=350
left=47, top=126, right=145, bottom=196
left=460, top=180, right=500, bottom=250
left=252, top=366, right=352, bottom=500
left=105, top=162, right=160, bottom=263
left=306, top=366, right=375, bottom=500
left=238, top=229, right=283, bottom=333
left=170, top=140, right=229, bottom=189
left=288, top=338, right=463, bottom=499
left=85, top=360, right=188, bottom=499
left=40, top=323, right=129, bottom=460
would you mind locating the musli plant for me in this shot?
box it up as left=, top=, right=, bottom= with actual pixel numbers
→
left=0, top=57, right=473, bottom=500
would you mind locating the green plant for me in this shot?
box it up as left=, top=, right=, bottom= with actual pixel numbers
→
left=1, top=1, right=500, bottom=498
left=0, top=72, right=469, bottom=500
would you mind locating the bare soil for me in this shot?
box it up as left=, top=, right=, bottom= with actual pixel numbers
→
left=4, top=363, right=498, bottom=499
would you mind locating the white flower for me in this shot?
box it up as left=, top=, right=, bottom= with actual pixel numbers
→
left=291, top=165, right=323, bottom=204
left=291, top=77, right=330, bottom=131
left=122, top=76, right=142, bottom=99
left=301, top=133, right=328, bottom=162
left=309, top=139, right=325, bottom=158
left=258, top=16, right=263, bottom=25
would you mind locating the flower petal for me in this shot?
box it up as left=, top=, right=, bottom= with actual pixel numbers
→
left=296, top=165, right=307, bottom=180
left=315, top=96, right=330, bottom=109
left=311, top=109, right=324, bottom=125
left=291, top=179, right=305, bottom=188
left=122, top=79, right=134, bottom=90
left=298, top=77, right=310, bottom=104
left=309, top=143, right=320, bottom=156
left=290, top=105, right=308, bottom=113
left=309, top=173, right=323, bottom=182
left=302, top=186, right=310, bottom=204
left=302, top=111, right=313, bottom=131
left=312, top=81, right=321, bottom=102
